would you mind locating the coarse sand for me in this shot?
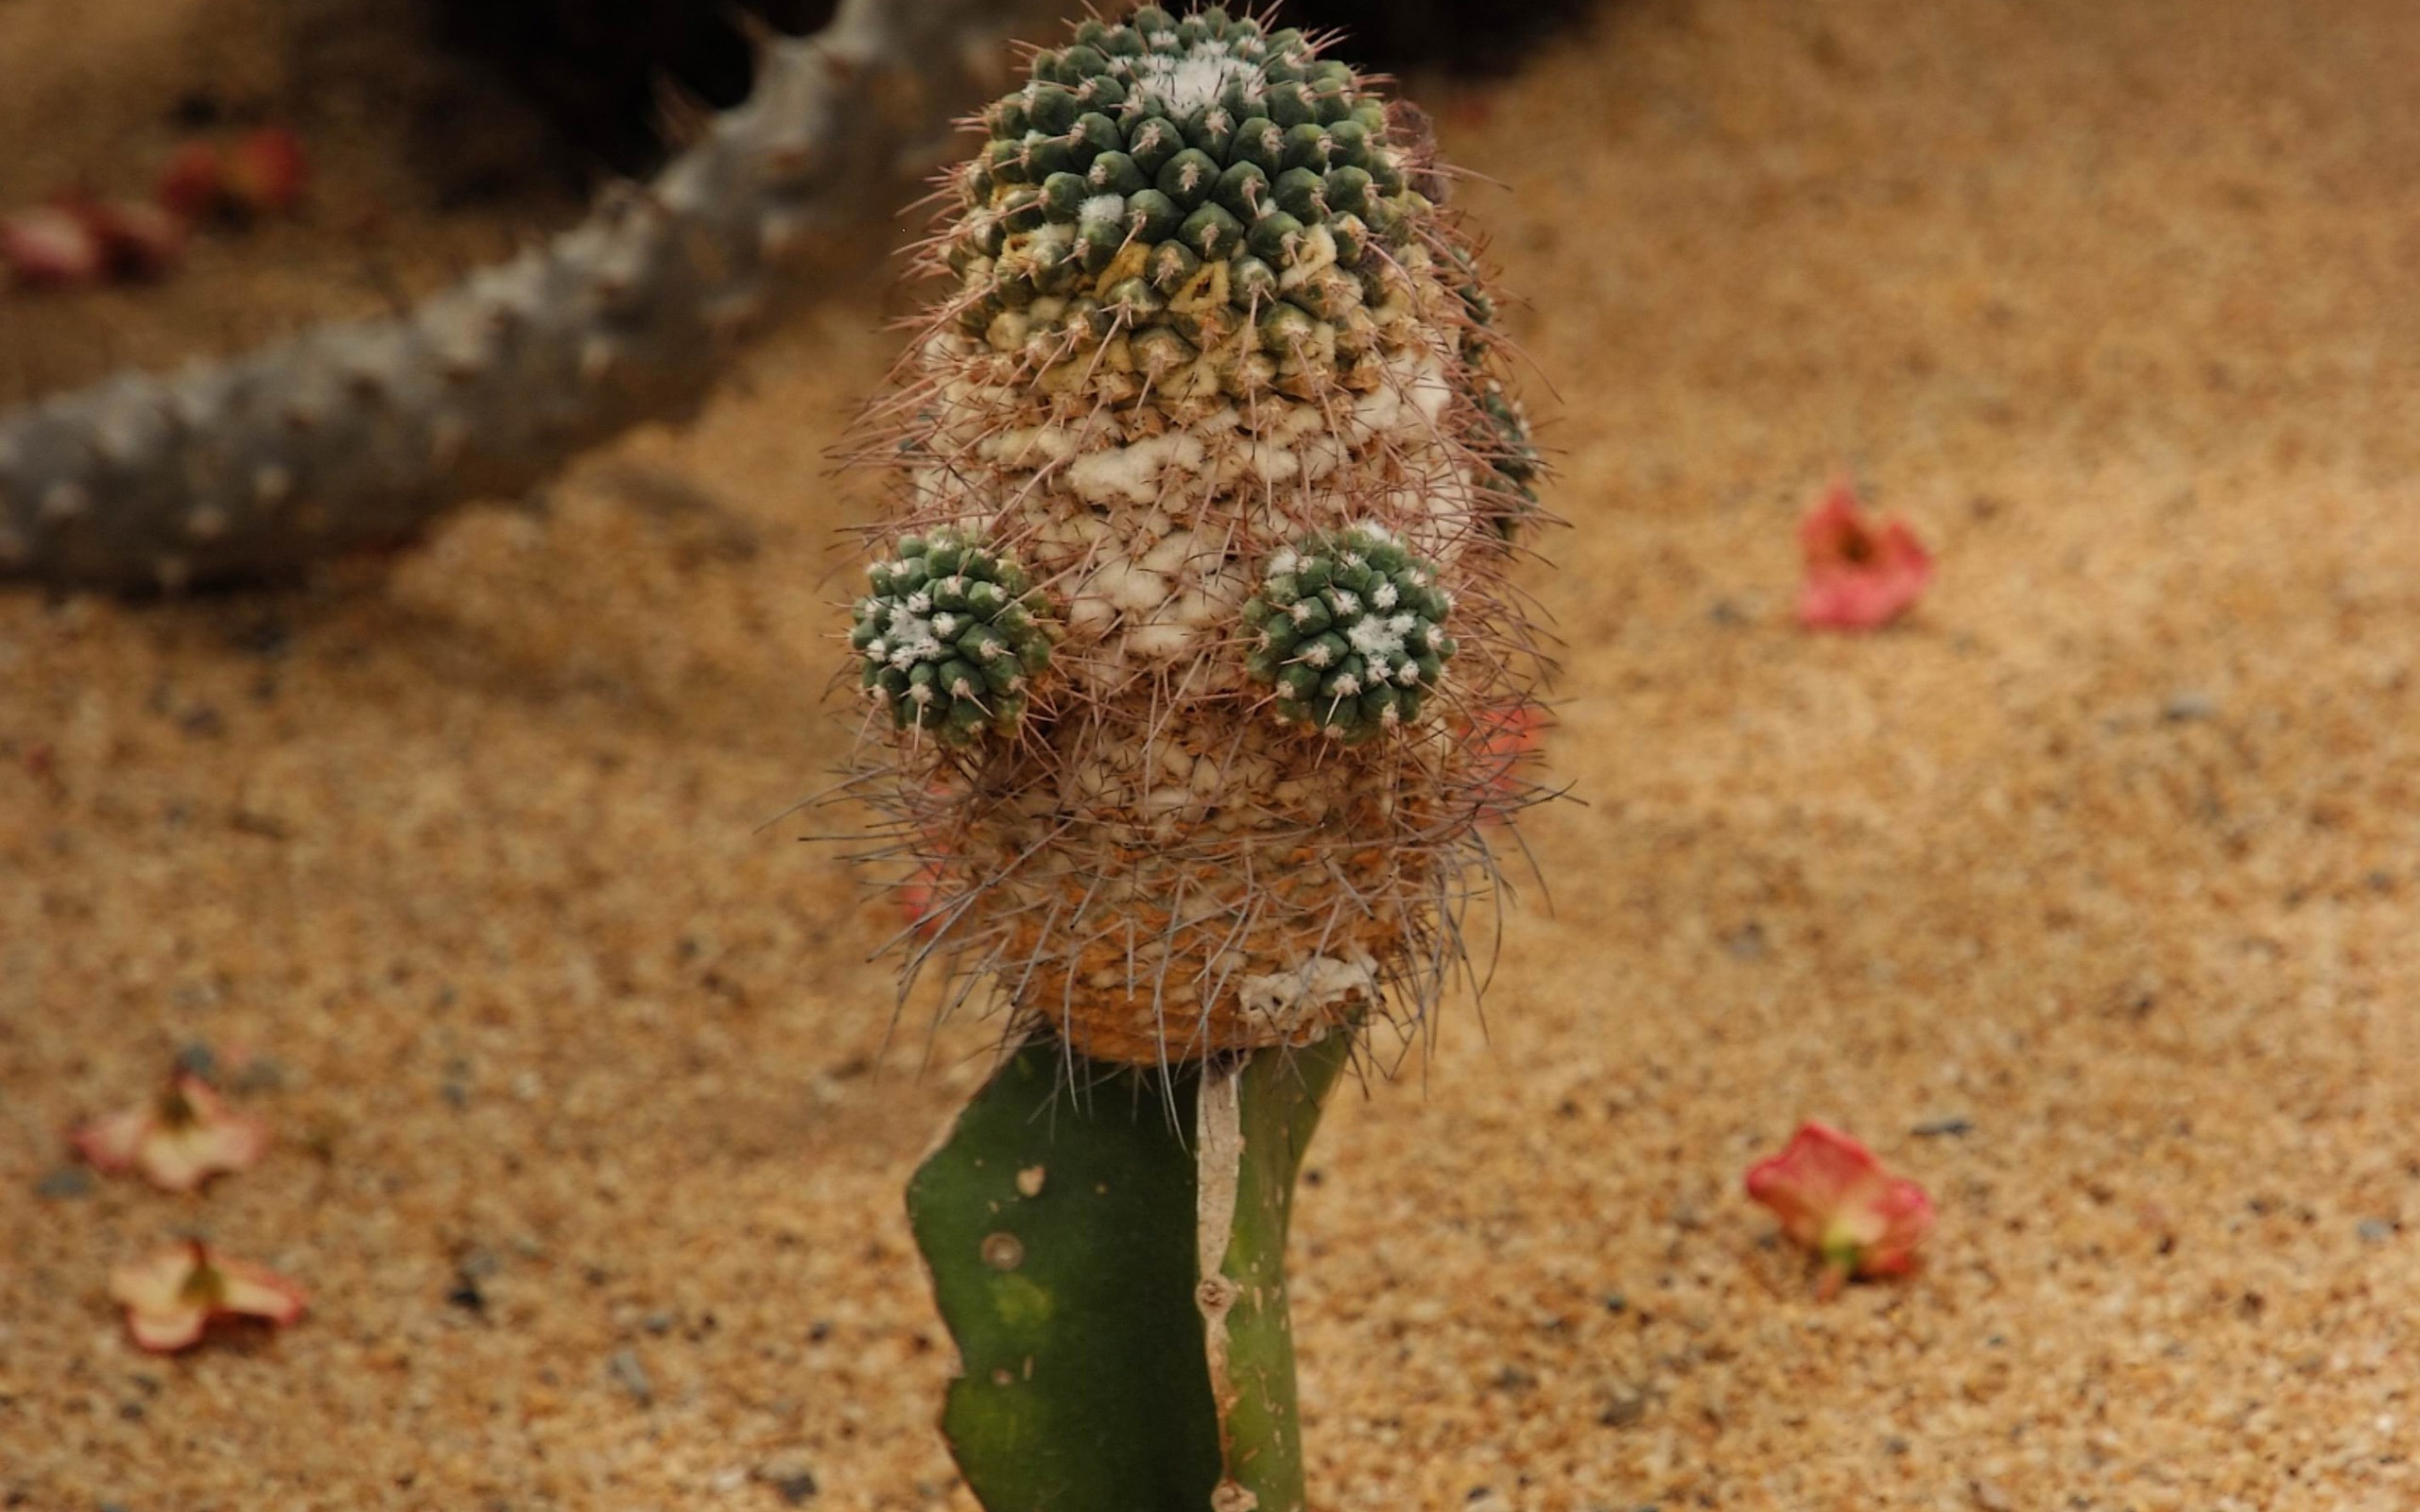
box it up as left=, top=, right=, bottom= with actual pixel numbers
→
left=5, top=1, right=2420, bottom=1508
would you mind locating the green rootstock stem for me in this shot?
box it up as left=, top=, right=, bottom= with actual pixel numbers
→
left=908, top=1033, right=1351, bottom=1512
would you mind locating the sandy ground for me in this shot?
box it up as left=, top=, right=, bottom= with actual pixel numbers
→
left=7, top=0, right=2420, bottom=1507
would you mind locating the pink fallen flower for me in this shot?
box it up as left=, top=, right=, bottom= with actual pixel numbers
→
left=1, top=205, right=104, bottom=289
left=73, top=1074, right=268, bottom=1192
left=109, top=1241, right=305, bottom=1353
left=77, top=197, right=187, bottom=281
left=223, top=127, right=308, bottom=216
left=155, top=140, right=227, bottom=220
left=1797, top=481, right=1934, bottom=630
left=1745, top=1121, right=1935, bottom=1297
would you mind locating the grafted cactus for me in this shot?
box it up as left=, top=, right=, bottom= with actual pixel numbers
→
left=0, top=0, right=1069, bottom=593
left=873, top=7, right=1552, bottom=1506
left=854, top=1, right=1547, bottom=1064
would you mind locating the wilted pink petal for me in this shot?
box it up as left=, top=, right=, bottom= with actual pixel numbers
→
left=81, top=198, right=186, bottom=281
left=1745, top=1121, right=1936, bottom=1297
left=1797, top=481, right=1934, bottom=631
left=110, top=1246, right=214, bottom=1352
left=72, top=1074, right=268, bottom=1192
left=71, top=1107, right=152, bottom=1171
left=155, top=140, right=226, bottom=220
left=224, top=128, right=308, bottom=215
left=1, top=205, right=103, bottom=290
left=109, top=1241, right=304, bottom=1353
left=211, top=1256, right=308, bottom=1327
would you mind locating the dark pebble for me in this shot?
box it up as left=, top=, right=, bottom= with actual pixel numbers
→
left=37, top=1167, right=95, bottom=1200
left=756, top=1454, right=819, bottom=1504
left=607, top=1349, right=652, bottom=1405
left=229, top=1057, right=286, bottom=1093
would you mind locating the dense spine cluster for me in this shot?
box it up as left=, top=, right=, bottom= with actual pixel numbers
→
left=850, top=4, right=1547, bottom=1064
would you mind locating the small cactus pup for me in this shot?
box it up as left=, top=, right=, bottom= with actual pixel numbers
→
left=852, top=527, right=1056, bottom=746
left=849, top=6, right=1550, bottom=1506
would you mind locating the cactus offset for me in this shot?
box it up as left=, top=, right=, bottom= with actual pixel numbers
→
left=1241, top=523, right=1458, bottom=745
left=883, top=19, right=1552, bottom=1494
left=0, top=0, right=1068, bottom=593
left=853, top=529, right=1058, bottom=745
left=850, top=4, right=1549, bottom=1067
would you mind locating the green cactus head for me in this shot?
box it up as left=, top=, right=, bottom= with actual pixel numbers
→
left=946, top=4, right=1442, bottom=395
left=1243, top=524, right=1456, bottom=744
left=852, top=528, right=1054, bottom=746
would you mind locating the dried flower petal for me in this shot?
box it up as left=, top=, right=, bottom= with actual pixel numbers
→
left=72, top=1073, right=268, bottom=1192
left=80, top=198, right=187, bottom=281
left=224, top=128, right=308, bottom=216
left=1796, top=481, right=1934, bottom=630
left=1, top=205, right=104, bottom=290
left=1745, top=1121, right=1935, bottom=1297
left=109, top=1241, right=305, bottom=1353
left=155, top=140, right=227, bottom=220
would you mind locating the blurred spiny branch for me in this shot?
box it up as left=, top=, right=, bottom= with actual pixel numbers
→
left=0, top=0, right=1071, bottom=594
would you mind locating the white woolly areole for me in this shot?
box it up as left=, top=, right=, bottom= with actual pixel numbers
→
left=1127, top=41, right=1260, bottom=115
left=1078, top=194, right=1127, bottom=234
left=1346, top=612, right=1420, bottom=662
left=878, top=600, right=949, bottom=669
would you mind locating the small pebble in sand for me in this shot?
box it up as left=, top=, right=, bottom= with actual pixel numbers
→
left=607, top=1348, right=652, bottom=1405
left=36, top=1166, right=95, bottom=1199
left=2162, top=691, right=2220, bottom=722
left=754, top=1452, right=820, bottom=1504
